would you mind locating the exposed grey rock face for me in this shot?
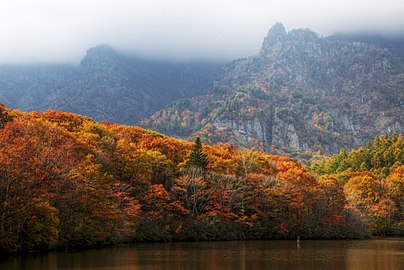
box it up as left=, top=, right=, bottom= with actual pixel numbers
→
left=261, top=22, right=287, bottom=50
left=142, top=24, right=404, bottom=154
left=0, top=45, right=224, bottom=124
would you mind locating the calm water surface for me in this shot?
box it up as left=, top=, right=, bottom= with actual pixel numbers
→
left=1, top=238, right=403, bottom=270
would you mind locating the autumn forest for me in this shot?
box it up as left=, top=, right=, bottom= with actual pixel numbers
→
left=0, top=103, right=403, bottom=253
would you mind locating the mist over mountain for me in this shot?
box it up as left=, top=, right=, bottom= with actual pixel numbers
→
left=2, top=1, right=404, bottom=64
left=0, top=46, right=224, bottom=124
left=142, top=23, right=404, bottom=155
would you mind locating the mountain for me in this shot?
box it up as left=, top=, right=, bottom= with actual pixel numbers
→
left=141, top=23, right=404, bottom=155
left=0, top=45, right=224, bottom=124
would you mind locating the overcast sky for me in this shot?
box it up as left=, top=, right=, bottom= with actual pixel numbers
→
left=1, top=0, right=403, bottom=63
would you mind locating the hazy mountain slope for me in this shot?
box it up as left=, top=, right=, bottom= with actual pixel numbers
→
left=141, top=24, right=404, bottom=154
left=0, top=45, right=224, bottom=124
left=0, top=64, right=77, bottom=111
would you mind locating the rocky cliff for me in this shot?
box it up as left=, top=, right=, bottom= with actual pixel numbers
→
left=141, top=23, right=404, bottom=155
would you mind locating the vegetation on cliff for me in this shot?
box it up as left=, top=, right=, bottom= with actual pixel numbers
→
left=142, top=24, right=404, bottom=154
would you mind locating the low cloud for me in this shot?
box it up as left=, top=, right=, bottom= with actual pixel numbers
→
left=0, top=0, right=403, bottom=63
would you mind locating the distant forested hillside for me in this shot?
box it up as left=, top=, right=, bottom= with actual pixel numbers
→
left=0, top=45, right=224, bottom=124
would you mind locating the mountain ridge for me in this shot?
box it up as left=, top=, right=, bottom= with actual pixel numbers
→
left=141, top=23, right=404, bottom=155
left=0, top=45, right=224, bottom=124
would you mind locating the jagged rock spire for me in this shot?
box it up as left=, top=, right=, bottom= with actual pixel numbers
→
left=260, top=23, right=287, bottom=52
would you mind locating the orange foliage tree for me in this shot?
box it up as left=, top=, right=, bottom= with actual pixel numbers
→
left=2, top=103, right=401, bottom=251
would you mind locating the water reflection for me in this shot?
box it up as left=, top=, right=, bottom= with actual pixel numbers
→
left=1, top=239, right=403, bottom=270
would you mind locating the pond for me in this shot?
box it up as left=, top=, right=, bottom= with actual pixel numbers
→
left=1, top=238, right=404, bottom=270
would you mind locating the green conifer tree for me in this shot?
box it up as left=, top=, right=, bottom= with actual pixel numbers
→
left=186, top=137, right=208, bottom=172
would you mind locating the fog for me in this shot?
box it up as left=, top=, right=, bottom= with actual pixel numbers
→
left=1, top=0, right=404, bottom=63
